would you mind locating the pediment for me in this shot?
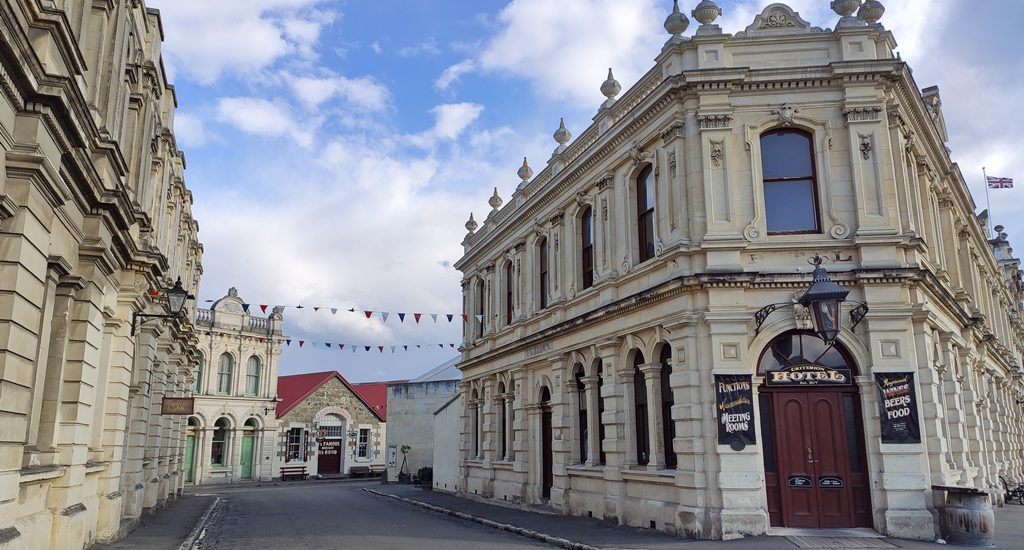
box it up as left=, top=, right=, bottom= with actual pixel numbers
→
left=735, top=3, right=826, bottom=37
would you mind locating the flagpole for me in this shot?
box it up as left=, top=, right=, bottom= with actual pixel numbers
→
left=982, top=166, right=992, bottom=238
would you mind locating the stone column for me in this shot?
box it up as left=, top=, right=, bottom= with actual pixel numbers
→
left=595, top=338, right=626, bottom=523
left=122, top=324, right=161, bottom=521
left=525, top=402, right=543, bottom=502
left=581, top=375, right=601, bottom=467
left=503, top=393, right=514, bottom=461
left=640, top=363, right=664, bottom=470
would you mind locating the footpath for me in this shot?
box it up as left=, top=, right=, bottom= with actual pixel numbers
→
left=370, top=484, right=1024, bottom=550
left=92, top=493, right=217, bottom=550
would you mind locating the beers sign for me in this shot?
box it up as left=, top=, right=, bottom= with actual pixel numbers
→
left=715, top=374, right=756, bottom=450
left=875, top=372, right=921, bottom=444
left=765, top=364, right=851, bottom=387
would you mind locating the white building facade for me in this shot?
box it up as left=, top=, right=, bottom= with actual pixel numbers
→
left=454, top=1, right=1024, bottom=542
left=188, top=289, right=284, bottom=485
left=385, top=357, right=461, bottom=482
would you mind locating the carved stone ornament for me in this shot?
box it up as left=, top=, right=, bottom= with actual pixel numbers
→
left=772, top=103, right=799, bottom=127
left=859, top=135, right=872, bottom=160
left=660, top=118, right=685, bottom=145
left=735, top=3, right=826, bottom=37
left=710, top=142, right=724, bottom=167
left=698, top=113, right=732, bottom=130
left=844, top=106, right=883, bottom=122
left=629, top=142, right=652, bottom=166
left=595, top=173, right=614, bottom=191
left=829, top=223, right=850, bottom=239
left=743, top=223, right=762, bottom=242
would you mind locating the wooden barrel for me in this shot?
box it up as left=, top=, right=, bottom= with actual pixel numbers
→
left=942, top=490, right=994, bottom=547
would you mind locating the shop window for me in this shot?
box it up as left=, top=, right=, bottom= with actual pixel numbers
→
left=211, top=418, right=229, bottom=466
left=286, top=427, right=305, bottom=462
left=357, top=428, right=371, bottom=458
left=636, top=165, right=655, bottom=263
left=580, top=206, right=594, bottom=289
left=760, top=129, right=820, bottom=234
left=633, top=352, right=650, bottom=466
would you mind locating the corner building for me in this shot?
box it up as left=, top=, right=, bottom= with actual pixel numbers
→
left=454, top=2, right=1024, bottom=541
left=0, top=1, right=203, bottom=548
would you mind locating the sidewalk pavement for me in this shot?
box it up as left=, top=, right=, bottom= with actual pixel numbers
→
left=372, top=484, right=1024, bottom=549
left=92, top=493, right=217, bottom=550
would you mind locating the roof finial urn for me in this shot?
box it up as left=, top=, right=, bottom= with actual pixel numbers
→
left=517, top=157, right=534, bottom=182
left=553, top=118, right=571, bottom=147
left=600, top=68, right=621, bottom=100
left=831, top=0, right=861, bottom=17
left=858, top=0, right=885, bottom=24
left=465, top=213, right=478, bottom=234
left=489, top=187, right=503, bottom=211
left=664, top=0, right=690, bottom=37
left=691, top=0, right=721, bottom=25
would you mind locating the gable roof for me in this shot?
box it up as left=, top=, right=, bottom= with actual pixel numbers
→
left=351, top=380, right=406, bottom=420
left=409, top=355, right=461, bottom=383
left=276, top=371, right=386, bottom=422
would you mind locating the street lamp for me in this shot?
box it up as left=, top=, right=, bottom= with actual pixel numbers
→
left=131, top=278, right=192, bottom=336
left=754, top=255, right=868, bottom=343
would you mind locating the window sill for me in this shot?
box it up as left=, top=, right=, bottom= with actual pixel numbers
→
left=622, top=468, right=677, bottom=482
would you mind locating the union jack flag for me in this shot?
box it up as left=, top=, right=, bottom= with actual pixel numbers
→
left=987, top=176, right=1014, bottom=189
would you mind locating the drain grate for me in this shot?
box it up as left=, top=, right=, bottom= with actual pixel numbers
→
left=786, top=536, right=898, bottom=548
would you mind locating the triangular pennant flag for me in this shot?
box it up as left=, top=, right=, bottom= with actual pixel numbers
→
left=242, top=303, right=250, bottom=313
left=390, top=346, right=396, bottom=353
left=414, top=313, right=422, bottom=323
left=378, top=346, right=384, bottom=353
left=331, top=308, right=338, bottom=315
left=364, top=346, right=371, bottom=352
left=339, top=344, right=345, bottom=350
left=403, top=345, right=408, bottom=351
left=258, top=337, right=264, bottom=343
left=299, top=340, right=305, bottom=347
left=450, top=343, right=456, bottom=348
left=397, top=313, right=406, bottom=322
left=475, top=314, right=483, bottom=323
left=348, top=308, right=356, bottom=312
left=260, top=304, right=268, bottom=313
left=314, top=307, right=320, bottom=312
left=461, top=314, right=468, bottom=322
left=431, top=313, right=439, bottom=323
left=381, top=312, right=390, bottom=323
left=325, top=343, right=331, bottom=348
left=445, top=314, right=453, bottom=322
left=286, top=339, right=292, bottom=346
left=416, top=345, right=421, bottom=349
left=149, top=289, right=160, bottom=297
left=365, top=311, right=373, bottom=319
left=296, top=305, right=304, bottom=309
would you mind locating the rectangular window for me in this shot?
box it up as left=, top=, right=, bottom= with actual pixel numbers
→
left=637, top=166, right=655, bottom=263
left=581, top=207, right=594, bottom=290
left=321, top=425, right=345, bottom=438
left=760, top=130, right=820, bottom=234
left=286, top=428, right=305, bottom=462
left=505, top=262, right=513, bottom=325
left=358, top=428, right=370, bottom=458
left=538, top=238, right=549, bottom=309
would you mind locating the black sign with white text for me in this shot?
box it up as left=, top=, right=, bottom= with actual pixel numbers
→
left=715, top=374, right=756, bottom=449
left=875, top=372, right=921, bottom=444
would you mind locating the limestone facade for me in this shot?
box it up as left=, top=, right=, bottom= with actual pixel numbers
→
left=188, top=289, right=284, bottom=485
left=0, top=1, right=203, bottom=548
left=454, top=2, right=1024, bottom=542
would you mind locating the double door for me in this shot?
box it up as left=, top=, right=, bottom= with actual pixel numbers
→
left=770, top=390, right=870, bottom=528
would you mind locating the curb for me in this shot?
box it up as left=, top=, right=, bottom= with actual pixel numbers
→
left=363, top=488, right=606, bottom=550
left=177, top=496, right=221, bottom=550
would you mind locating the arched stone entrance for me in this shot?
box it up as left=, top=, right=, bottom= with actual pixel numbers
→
left=316, top=413, right=347, bottom=475
left=757, top=331, right=872, bottom=529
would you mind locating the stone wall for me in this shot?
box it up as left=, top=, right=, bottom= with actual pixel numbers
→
left=385, top=380, right=459, bottom=480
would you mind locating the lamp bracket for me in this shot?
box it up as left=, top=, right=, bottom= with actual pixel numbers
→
left=754, top=302, right=794, bottom=335
left=131, top=312, right=177, bottom=336
left=849, top=302, right=869, bottom=330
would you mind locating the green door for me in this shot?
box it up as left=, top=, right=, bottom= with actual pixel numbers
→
left=184, top=435, right=196, bottom=482
left=240, top=434, right=254, bottom=479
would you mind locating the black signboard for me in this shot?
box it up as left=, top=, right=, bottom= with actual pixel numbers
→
left=875, top=372, right=921, bottom=444
left=715, top=374, right=756, bottom=450
left=765, top=364, right=852, bottom=386
left=819, top=476, right=843, bottom=488
left=788, top=475, right=812, bottom=488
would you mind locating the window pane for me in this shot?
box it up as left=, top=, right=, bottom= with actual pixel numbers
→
left=581, top=207, right=593, bottom=247
left=761, top=130, right=813, bottom=179
left=765, top=180, right=817, bottom=232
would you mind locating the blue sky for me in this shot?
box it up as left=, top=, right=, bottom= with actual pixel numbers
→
left=148, top=0, right=1024, bottom=382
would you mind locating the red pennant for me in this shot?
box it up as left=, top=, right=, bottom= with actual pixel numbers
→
left=461, top=314, right=468, bottom=322
left=148, top=289, right=160, bottom=297
left=414, top=313, right=422, bottom=323
left=365, top=311, right=373, bottom=319
left=258, top=338, right=264, bottom=343
left=260, top=304, right=268, bottom=313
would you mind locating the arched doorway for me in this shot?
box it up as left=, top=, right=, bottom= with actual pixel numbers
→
left=185, top=417, right=199, bottom=482
left=539, top=387, right=553, bottom=500
left=316, top=414, right=346, bottom=475
left=240, top=418, right=257, bottom=479
left=757, top=331, right=871, bottom=529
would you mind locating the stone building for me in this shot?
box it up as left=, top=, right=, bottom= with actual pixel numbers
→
left=384, top=357, right=460, bottom=481
left=274, top=371, right=387, bottom=477
left=0, top=1, right=203, bottom=548
left=187, top=289, right=285, bottom=484
left=454, top=1, right=1024, bottom=542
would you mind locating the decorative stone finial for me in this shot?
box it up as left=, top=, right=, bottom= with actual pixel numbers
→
left=517, top=157, right=534, bottom=182
left=600, top=68, right=621, bottom=100
left=995, top=225, right=1005, bottom=234
left=489, top=187, right=503, bottom=211
left=664, top=0, right=690, bottom=37
left=858, top=0, right=884, bottom=24
left=465, top=213, right=478, bottom=233
left=692, top=0, right=721, bottom=26
left=553, top=118, right=571, bottom=146
left=831, top=0, right=861, bottom=16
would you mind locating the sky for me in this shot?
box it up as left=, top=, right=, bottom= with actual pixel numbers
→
left=147, top=0, right=1024, bottom=383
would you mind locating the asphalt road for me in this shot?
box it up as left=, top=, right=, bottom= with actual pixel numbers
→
left=194, top=481, right=548, bottom=549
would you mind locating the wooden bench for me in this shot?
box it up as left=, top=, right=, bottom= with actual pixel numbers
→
left=349, top=465, right=385, bottom=478
left=280, top=465, right=307, bottom=481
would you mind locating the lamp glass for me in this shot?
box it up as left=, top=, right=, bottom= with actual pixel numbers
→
left=166, top=278, right=188, bottom=314
left=811, top=297, right=843, bottom=345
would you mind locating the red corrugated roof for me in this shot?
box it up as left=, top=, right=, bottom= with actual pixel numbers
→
left=276, top=371, right=387, bottom=422
left=351, top=380, right=406, bottom=420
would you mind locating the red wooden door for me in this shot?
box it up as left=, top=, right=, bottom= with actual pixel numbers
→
left=318, top=439, right=342, bottom=474
left=773, top=391, right=855, bottom=528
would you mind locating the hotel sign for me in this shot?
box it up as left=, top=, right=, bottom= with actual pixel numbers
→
left=765, top=364, right=851, bottom=387
left=160, top=397, right=194, bottom=415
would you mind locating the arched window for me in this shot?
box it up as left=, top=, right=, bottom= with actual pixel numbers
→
left=471, top=389, right=481, bottom=458
left=575, top=365, right=588, bottom=463
left=580, top=206, right=594, bottom=289
left=760, top=129, right=819, bottom=233
left=245, top=356, right=261, bottom=396
left=596, top=360, right=606, bottom=465
left=538, top=237, right=549, bottom=309
left=636, top=165, right=655, bottom=263
left=476, top=280, right=485, bottom=338
left=497, top=381, right=507, bottom=459
left=211, top=418, right=229, bottom=466
left=194, top=353, right=204, bottom=394
left=633, top=351, right=650, bottom=466
left=504, top=261, right=514, bottom=325
left=217, top=354, right=233, bottom=394
left=659, top=346, right=677, bottom=470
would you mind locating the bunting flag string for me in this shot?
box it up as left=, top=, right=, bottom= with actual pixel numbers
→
left=202, top=330, right=457, bottom=354
left=199, top=297, right=479, bottom=325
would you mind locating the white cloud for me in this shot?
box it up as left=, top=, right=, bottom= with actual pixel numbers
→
left=289, top=74, right=391, bottom=111
left=396, top=38, right=441, bottom=57
left=406, top=103, right=485, bottom=148
left=435, top=60, right=476, bottom=91
left=149, top=0, right=333, bottom=84
left=215, top=97, right=314, bottom=147
left=174, top=112, right=208, bottom=148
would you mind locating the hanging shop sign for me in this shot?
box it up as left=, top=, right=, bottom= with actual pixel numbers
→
left=715, top=374, right=756, bottom=450
left=160, top=397, right=194, bottom=415
left=875, top=372, right=921, bottom=444
left=764, top=364, right=851, bottom=387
